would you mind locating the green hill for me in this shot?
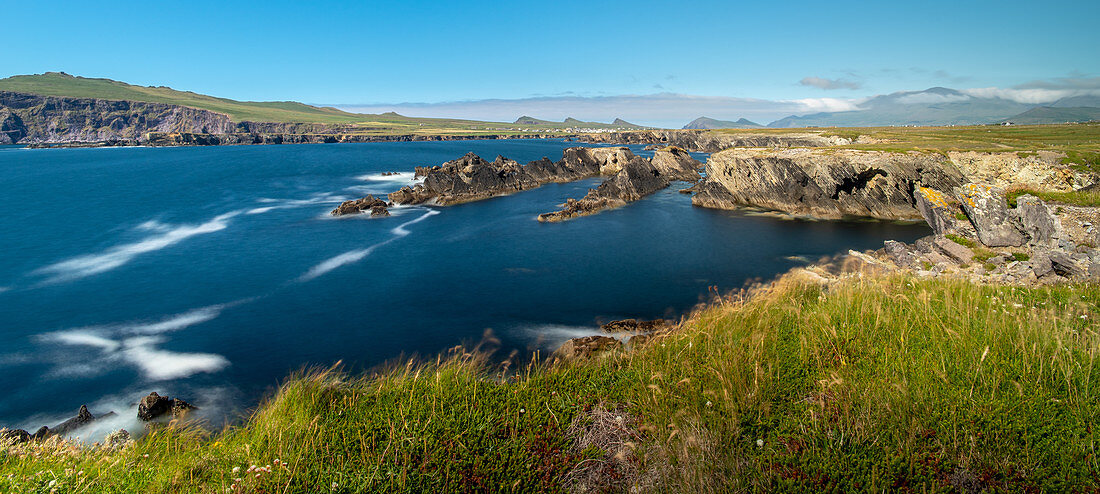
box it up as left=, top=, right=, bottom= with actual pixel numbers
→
left=0, top=72, right=373, bottom=123
left=1001, top=106, right=1100, bottom=125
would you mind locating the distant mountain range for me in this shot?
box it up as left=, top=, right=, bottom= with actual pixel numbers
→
left=762, top=87, right=1099, bottom=128
left=682, top=117, right=763, bottom=129
left=514, top=116, right=644, bottom=129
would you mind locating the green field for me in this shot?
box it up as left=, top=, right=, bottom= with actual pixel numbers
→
left=2, top=272, right=1097, bottom=492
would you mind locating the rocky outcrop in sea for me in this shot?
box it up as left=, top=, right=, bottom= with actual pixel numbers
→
left=538, top=147, right=701, bottom=222
left=382, top=147, right=700, bottom=220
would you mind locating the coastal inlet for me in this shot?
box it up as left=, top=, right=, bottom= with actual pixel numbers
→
left=0, top=139, right=929, bottom=432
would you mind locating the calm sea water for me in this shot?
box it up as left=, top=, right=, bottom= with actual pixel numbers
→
left=0, top=139, right=928, bottom=435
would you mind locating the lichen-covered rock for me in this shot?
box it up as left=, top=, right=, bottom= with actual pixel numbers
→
left=955, top=183, right=1026, bottom=247
left=691, top=148, right=965, bottom=220
left=914, top=187, right=961, bottom=235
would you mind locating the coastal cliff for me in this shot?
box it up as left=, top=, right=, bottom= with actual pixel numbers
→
left=577, top=129, right=846, bottom=153
left=0, top=91, right=568, bottom=147
left=691, top=148, right=966, bottom=220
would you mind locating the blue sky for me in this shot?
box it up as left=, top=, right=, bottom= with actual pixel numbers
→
left=4, top=0, right=1098, bottom=125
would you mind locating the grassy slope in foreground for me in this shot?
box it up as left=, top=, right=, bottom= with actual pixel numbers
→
left=2, top=273, right=1098, bottom=492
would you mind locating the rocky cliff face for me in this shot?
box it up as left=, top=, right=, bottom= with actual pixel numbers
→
left=577, top=130, right=846, bottom=153
left=692, top=148, right=966, bottom=220
left=0, top=91, right=236, bottom=143
left=0, top=91, right=570, bottom=147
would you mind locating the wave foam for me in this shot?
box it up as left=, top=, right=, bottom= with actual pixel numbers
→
left=298, top=243, right=387, bottom=282
left=392, top=209, right=439, bottom=236
left=37, top=302, right=236, bottom=381
left=32, top=211, right=240, bottom=283
left=121, top=336, right=230, bottom=381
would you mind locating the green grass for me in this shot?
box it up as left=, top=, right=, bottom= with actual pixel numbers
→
left=945, top=233, right=975, bottom=248
left=1062, top=150, right=1100, bottom=174
left=1007, top=187, right=1100, bottom=208
left=3, top=273, right=1098, bottom=492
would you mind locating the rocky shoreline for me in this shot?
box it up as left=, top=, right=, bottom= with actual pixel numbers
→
left=1, top=392, right=193, bottom=446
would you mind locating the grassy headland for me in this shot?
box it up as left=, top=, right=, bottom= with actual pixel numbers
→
left=0, top=73, right=642, bottom=136
left=3, top=272, right=1097, bottom=492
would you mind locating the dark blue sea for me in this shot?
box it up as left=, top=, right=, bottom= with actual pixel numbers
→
left=0, top=139, right=929, bottom=438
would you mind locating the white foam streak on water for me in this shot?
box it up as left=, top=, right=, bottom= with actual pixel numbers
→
left=392, top=209, right=439, bottom=236
left=299, top=209, right=440, bottom=281
left=37, top=302, right=237, bottom=381
left=297, top=243, right=387, bottom=282
left=250, top=193, right=349, bottom=215
left=120, top=336, right=230, bottom=381
left=32, top=211, right=241, bottom=283
left=43, top=331, right=121, bottom=352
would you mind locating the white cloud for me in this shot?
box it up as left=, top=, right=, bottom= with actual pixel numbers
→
left=338, top=93, right=864, bottom=128
left=799, top=76, right=862, bottom=90
left=787, top=97, right=862, bottom=113
left=896, top=92, right=971, bottom=104
left=960, top=87, right=1076, bottom=104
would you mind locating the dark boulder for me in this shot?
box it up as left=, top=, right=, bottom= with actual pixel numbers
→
left=1, top=428, right=31, bottom=444
left=331, top=195, right=390, bottom=216
left=138, top=392, right=197, bottom=421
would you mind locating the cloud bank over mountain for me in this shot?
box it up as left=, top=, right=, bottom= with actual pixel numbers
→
left=335, top=76, right=1100, bottom=128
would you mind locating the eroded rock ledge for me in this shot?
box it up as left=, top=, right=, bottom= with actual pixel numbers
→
left=691, top=148, right=967, bottom=220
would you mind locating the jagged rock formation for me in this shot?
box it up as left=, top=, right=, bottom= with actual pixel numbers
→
left=388, top=147, right=638, bottom=206
left=577, top=130, right=845, bottom=153
left=538, top=147, right=701, bottom=222
left=691, top=148, right=966, bottom=220
left=331, top=195, right=391, bottom=217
